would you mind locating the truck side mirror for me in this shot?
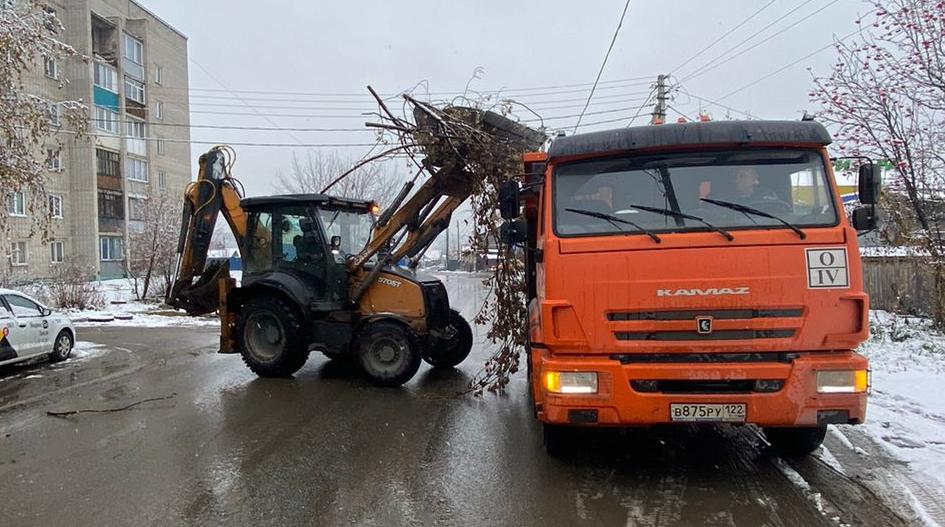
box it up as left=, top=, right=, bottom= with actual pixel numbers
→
left=858, top=163, right=882, bottom=205
left=499, top=180, right=521, bottom=220
left=500, top=219, right=527, bottom=245
left=852, top=206, right=880, bottom=231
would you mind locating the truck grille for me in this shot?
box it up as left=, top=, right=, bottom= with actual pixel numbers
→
left=610, top=308, right=801, bottom=342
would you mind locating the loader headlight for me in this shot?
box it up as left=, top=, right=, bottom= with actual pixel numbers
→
left=544, top=371, right=598, bottom=394
left=816, top=370, right=868, bottom=394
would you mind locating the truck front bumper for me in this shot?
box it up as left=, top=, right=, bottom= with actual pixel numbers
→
left=533, top=350, right=868, bottom=427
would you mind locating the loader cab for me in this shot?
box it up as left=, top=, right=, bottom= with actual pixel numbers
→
left=240, top=194, right=376, bottom=306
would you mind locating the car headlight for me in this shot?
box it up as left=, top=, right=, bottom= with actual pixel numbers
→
left=544, top=371, right=598, bottom=394
left=816, top=370, right=868, bottom=394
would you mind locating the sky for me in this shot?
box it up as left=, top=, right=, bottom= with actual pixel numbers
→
left=139, top=0, right=871, bottom=203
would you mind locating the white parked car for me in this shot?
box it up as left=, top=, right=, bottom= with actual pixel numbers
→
left=0, top=289, right=75, bottom=367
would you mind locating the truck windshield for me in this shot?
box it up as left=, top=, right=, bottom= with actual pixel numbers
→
left=318, top=208, right=374, bottom=256
left=554, top=149, right=838, bottom=237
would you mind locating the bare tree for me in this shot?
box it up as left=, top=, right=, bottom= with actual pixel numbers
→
left=811, top=0, right=945, bottom=324
left=274, top=150, right=405, bottom=208
left=1, top=1, right=86, bottom=239
left=127, top=192, right=180, bottom=300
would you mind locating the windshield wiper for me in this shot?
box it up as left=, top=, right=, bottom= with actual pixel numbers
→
left=700, top=197, right=806, bottom=239
left=565, top=208, right=662, bottom=243
left=627, top=204, right=734, bottom=241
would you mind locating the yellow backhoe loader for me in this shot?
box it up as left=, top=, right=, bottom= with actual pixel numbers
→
left=166, top=107, right=543, bottom=386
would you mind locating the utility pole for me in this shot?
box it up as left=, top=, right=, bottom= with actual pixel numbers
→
left=650, top=74, right=668, bottom=125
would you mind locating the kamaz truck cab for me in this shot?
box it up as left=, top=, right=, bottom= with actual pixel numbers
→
left=501, top=120, right=880, bottom=457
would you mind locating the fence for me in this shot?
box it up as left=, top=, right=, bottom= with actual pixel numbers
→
left=861, top=256, right=935, bottom=315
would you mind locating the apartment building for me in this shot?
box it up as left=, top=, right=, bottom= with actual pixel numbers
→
left=8, top=0, right=190, bottom=280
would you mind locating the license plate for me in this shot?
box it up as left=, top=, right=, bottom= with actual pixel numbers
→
left=670, top=403, right=746, bottom=422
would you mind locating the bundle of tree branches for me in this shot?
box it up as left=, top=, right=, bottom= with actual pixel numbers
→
left=360, top=90, right=545, bottom=394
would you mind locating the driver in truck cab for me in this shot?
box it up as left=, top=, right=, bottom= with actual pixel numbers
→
left=701, top=166, right=779, bottom=203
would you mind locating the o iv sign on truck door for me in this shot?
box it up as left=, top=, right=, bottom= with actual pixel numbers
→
left=806, top=248, right=849, bottom=289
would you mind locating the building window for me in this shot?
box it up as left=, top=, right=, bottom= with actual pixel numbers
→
left=126, top=157, right=148, bottom=182
left=49, top=195, right=63, bottom=218
left=6, top=192, right=26, bottom=216
left=156, top=138, right=166, bottom=155
left=43, top=56, right=58, bottom=79
left=123, top=33, right=144, bottom=80
left=129, top=196, right=147, bottom=221
left=126, top=117, right=146, bottom=141
left=97, top=190, right=123, bottom=219
left=125, top=76, right=145, bottom=104
left=50, top=241, right=64, bottom=263
left=48, top=102, right=61, bottom=126
left=123, top=33, right=143, bottom=64
left=45, top=147, right=62, bottom=171
left=155, top=100, right=164, bottom=120
left=158, top=170, right=167, bottom=190
left=96, top=149, right=120, bottom=177
left=100, top=236, right=123, bottom=261
left=94, top=105, right=120, bottom=134
left=154, top=64, right=163, bottom=85
left=94, top=61, right=118, bottom=92
left=10, top=242, right=27, bottom=266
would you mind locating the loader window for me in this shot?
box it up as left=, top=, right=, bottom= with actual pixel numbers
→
left=244, top=212, right=273, bottom=274
left=318, top=208, right=373, bottom=259
left=554, top=148, right=839, bottom=237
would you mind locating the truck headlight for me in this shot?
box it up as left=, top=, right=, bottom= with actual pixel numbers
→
left=816, top=370, right=868, bottom=394
left=544, top=371, right=598, bottom=394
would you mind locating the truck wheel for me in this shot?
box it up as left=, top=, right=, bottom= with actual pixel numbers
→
left=236, top=297, right=309, bottom=377
left=358, top=321, right=421, bottom=387
left=543, top=423, right=578, bottom=458
left=763, top=426, right=827, bottom=458
left=422, top=309, right=473, bottom=369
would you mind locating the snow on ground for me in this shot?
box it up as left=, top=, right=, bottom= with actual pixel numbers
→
left=68, top=279, right=218, bottom=328
left=70, top=341, right=112, bottom=361
left=859, top=311, right=945, bottom=492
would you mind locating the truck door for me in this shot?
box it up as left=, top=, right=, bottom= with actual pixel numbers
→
left=2, top=294, right=44, bottom=359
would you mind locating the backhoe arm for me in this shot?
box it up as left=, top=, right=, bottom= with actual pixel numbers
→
left=167, top=147, right=247, bottom=315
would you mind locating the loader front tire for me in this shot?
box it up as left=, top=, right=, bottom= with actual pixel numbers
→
left=422, top=309, right=473, bottom=369
left=236, top=297, right=309, bottom=377
left=358, top=321, right=421, bottom=387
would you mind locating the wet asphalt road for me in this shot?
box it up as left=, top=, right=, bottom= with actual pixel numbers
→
left=0, top=274, right=931, bottom=526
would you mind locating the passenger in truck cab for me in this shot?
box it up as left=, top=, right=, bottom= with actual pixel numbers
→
left=701, top=166, right=780, bottom=204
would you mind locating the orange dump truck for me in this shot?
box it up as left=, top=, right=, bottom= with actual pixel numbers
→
left=499, top=120, right=881, bottom=457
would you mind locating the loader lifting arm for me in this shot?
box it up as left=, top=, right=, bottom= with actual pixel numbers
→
left=166, top=146, right=248, bottom=316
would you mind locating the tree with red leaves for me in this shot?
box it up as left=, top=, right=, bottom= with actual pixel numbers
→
left=811, top=0, right=945, bottom=324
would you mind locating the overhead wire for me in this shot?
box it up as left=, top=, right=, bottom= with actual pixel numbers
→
left=573, top=0, right=632, bottom=133
left=678, top=0, right=823, bottom=82
left=669, top=0, right=776, bottom=74
left=681, top=0, right=842, bottom=83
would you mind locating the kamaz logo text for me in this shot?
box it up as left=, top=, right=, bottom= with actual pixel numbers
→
left=657, top=287, right=750, bottom=297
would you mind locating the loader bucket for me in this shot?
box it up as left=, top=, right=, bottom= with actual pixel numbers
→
left=167, top=259, right=231, bottom=316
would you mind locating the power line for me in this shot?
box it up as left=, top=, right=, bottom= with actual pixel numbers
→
left=676, top=89, right=757, bottom=119
left=573, top=0, right=632, bottom=134
left=669, top=0, right=776, bottom=74
left=156, top=75, right=658, bottom=97
left=679, top=0, right=819, bottom=81
left=681, top=0, right=841, bottom=83
left=54, top=128, right=380, bottom=148
left=715, top=24, right=864, bottom=102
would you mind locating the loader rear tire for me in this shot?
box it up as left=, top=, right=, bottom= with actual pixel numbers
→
left=422, top=309, right=473, bottom=369
left=358, top=321, right=421, bottom=387
left=763, top=425, right=827, bottom=458
left=236, top=297, right=309, bottom=377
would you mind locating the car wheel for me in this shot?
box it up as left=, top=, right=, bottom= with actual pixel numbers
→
left=763, top=425, right=827, bottom=458
left=49, top=330, right=73, bottom=362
